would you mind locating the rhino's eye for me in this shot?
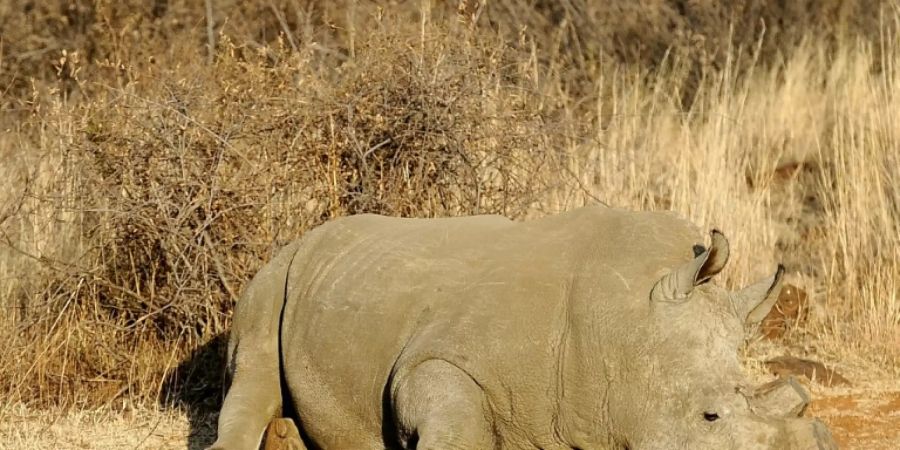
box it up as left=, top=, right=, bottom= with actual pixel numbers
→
left=703, top=412, right=720, bottom=422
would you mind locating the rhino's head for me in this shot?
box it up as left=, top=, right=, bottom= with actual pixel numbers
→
left=604, top=231, right=836, bottom=450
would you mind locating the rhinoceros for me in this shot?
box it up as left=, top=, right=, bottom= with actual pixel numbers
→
left=209, top=206, right=837, bottom=449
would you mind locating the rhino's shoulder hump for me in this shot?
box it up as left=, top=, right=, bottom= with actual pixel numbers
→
left=528, top=206, right=702, bottom=241
left=311, top=212, right=514, bottom=241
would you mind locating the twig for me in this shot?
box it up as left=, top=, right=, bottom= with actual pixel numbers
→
left=98, top=83, right=253, bottom=166
left=202, top=229, right=238, bottom=303
left=205, top=0, right=216, bottom=64
left=269, top=2, right=299, bottom=52
left=363, top=138, right=392, bottom=160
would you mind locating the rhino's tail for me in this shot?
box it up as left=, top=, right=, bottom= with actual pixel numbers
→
left=208, top=241, right=302, bottom=450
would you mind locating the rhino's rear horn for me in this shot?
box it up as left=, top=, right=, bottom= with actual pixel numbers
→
left=651, top=230, right=730, bottom=302
left=733, top=265, right=785, bottom=326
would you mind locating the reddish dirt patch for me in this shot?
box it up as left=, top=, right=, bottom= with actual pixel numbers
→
left=760, top=284, right=809, bottom=339
left=808, top=391, right=900, bottom=449
left=766, top=356, right=852, bottom=387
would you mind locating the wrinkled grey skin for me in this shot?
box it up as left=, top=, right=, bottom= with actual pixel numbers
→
left=210, top=206, right=837, bottom=450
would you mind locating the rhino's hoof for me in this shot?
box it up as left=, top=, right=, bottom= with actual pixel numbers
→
left=264, top=418, right=305, bottom=450
left=275, top=419, right=288, bottom=438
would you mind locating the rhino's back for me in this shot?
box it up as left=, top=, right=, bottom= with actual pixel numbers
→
left=280, top=213, right=530, bottom=447
left=278, top=206, right=702, bottom=448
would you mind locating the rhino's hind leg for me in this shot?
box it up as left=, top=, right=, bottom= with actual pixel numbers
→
left=208, top=242, right=302, bottom=450
left=207, top=344, right=283, bottom=450
left=392, top=359, right=496, bottom=450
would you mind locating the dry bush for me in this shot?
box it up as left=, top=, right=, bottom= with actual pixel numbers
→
left=0, top=0, right=898, bottom=411
left=1, top=7, right=564, bottom=407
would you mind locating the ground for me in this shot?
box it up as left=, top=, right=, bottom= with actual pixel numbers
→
left=0, top=405, right=212, bottom=450
left=807, top=389, right=900, bottom=449
left=2, top=387, right=898, bottom=449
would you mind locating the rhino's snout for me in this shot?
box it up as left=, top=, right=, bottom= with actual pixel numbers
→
left=810, top=420, right=839, bottom=450
left=778, top=418, right=839, bottom=450
left=746, top=378, right=838, bottom=449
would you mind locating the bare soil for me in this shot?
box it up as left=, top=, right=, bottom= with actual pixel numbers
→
left=809, top=390, right=900, bottom=449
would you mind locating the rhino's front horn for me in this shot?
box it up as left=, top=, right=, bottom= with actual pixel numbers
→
left=748, top=377, right=809, bottom=419
left=651, top=230, right=730, bottom=302
left=733, top=265, right=785, bottom=326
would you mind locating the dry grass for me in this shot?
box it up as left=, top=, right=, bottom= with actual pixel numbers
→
left=1, top=0, right=898, bottom=420
left=567, top=37, right=900, bottom=375
left=0, top=403, right=210, bottom=449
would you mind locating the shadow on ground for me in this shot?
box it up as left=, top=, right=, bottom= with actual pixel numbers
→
left=160, top=333, right=229, bottom=450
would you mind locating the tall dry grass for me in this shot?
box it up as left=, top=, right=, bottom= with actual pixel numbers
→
left=563, top=37, right=900, bottom=374
left=0, top=0, right=898, bottom=410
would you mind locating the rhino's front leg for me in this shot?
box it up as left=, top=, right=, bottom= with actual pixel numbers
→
left=391, top=359, right=496, bottom=450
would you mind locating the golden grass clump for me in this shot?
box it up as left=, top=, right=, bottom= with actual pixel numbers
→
left=0, top=0, right=898, bottom=410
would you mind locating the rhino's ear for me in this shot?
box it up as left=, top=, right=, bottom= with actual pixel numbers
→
left=651, top=230, right=730, bottom=302
left=697, top=230, right=729, bottom=282
left=733, top=265, right=785, bottom=325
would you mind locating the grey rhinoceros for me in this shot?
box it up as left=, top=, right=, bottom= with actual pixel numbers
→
left=210, top=206, right=837, bottom=450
